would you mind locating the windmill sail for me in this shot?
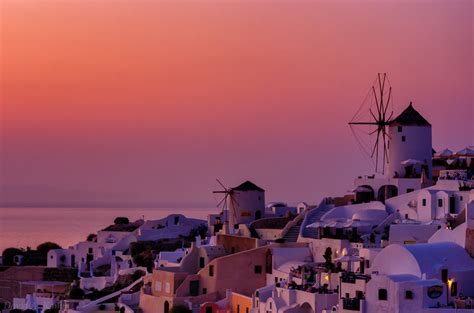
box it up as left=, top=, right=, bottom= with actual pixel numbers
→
left=349, top=73, right=394, bottom=174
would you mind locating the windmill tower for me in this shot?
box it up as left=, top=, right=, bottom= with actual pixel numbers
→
left=214, top=180, right=265, bottom=231
left=349, top=73, right=432, bottom=179
left=387, top=102, right=432, bottom=179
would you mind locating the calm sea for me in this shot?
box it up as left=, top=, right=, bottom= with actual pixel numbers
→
left=0, top=207, right=216, bottom=253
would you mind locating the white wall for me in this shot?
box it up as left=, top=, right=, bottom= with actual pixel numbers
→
left=387, top=124, right=432, bottom=179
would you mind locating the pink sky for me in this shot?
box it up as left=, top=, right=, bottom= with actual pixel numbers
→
left=1, top=0, right=472, bottom=207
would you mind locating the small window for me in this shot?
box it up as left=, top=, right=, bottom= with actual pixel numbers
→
left=460, top=196, right=463, bottom=201
left=401, top=136, right=406, bottom=142
left=438, top=199, right=443, bottom=207
left=365, top=260, right=370, bottom=268
left=206, top=306, right=213, bottom=313
left=345, top=293, right=350, bottom=298
left=405, top=290, right=413, bottom=299
left=406, top=188, right=414, bottom=193
left=378, top=289, right=388, bottom=300
left=451, top=281, right=458, bottom=296
left=237, top=305, right=240, bottom=313
left=231, top=247, right=236, bottom=254
left=398, top=126, right=402, bottom=133
left=441, top=269, right=448, bottom=283
left=274, top=277, right=278, bottom=283
left=199, top=257, right=205, bottom=268
left=254, top=265, right=262, bottom=274
left=88, top=248, right=93, bottom=254
left=209, top=265, right=214, bottom=277
left=203, top=288, right=207, bottom=294
left=405, top=214, right=409, bottom=219
left=246, top=308, right=249, bottom=313
left=269, top=302, right=272, bottom=309
left=422, top=199, right=427, bottom=206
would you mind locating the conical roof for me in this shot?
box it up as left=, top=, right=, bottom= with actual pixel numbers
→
left=231, top=180, right=265, bottom=192
left=390, top=102, right=431, bottom=126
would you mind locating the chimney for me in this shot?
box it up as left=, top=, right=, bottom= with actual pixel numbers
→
left=465, top=201, right=474, bottom=258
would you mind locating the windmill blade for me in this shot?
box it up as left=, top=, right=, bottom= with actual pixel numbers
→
left=369, top=128, right=379, bottom=135
left=215, top=178, right=229, bottom=192
left=369, top=108, right=378, bottom=123
left=229, top=192, right=240, bottom=208
left=382, top=127, right=390, bottom=164
left=372, top=86, right=380, bottom=120
left=384, top=87, right=392, bottom=116
left=371, top=128, right=381, bottom=158
left=349, top=124, right=375, bottom=167
left=216, top=193, right=228, bottom=208
left=228, top=194, right=239, bottom=220
left=378, top=74, right=385, bottom=118
left=386, top=110, right=394, bottom=123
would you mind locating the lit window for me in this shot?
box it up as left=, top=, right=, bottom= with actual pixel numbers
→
left=155, top=281, right=162, bottom=292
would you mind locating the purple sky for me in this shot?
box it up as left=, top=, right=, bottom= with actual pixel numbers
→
left=1, top=0, right=472, bottom=207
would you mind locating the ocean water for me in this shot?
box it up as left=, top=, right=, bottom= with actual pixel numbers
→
left=0, top=207, right=216, bottom=253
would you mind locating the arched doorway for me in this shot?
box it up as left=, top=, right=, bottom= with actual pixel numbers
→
left=164, top=301, right=170, bottom=313
left=299, top=303, right=314, bottom=313
left=377, top=185, right=398, bottom=203
left=356, top=185, right=375, bottom=203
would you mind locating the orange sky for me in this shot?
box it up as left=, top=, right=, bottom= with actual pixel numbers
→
left=1, top=0, right=472, bottom=206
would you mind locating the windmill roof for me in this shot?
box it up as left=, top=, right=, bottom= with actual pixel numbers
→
left=231, top=180, right=265, bottom=192
left=390, top=102, right=431, bottom=126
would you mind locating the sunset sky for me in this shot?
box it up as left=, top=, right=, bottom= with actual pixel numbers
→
left=1, top=0, right=472, bottom=207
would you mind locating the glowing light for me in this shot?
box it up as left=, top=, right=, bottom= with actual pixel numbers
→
left=447, top=279, right=454, bottom=289
left=324, top=274, right=329, bottom=282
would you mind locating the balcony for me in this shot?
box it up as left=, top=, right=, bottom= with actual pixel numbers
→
left=342, top=298, right=360, bottom=311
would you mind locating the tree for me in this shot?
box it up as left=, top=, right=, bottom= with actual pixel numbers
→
left=86, top=233, right=97, bottom=242
left=170, top=305, right=192, bottom=313
left=323, top=247, right=334, bottom=270
left=36, top=242, right=61, bottom=256
left=69, top=287, right=85, bottom=300
left=131, top=269, right=145, bottom=281
left=2, top=247, right=23, bottom=265
left=114, top=217, right=129, bottom=225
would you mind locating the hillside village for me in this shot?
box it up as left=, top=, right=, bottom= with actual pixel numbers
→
left=1, top=103, right=474, bottom=313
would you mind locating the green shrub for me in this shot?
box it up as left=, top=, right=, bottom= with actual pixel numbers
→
left=36, top=242, right=62, bottom=256
left=114, top=217, right=130, bottom=225
left=1, top=248, right=23, bottom=265
left=69, top=287, right=85, bottom=300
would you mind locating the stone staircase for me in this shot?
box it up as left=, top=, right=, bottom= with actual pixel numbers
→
left=300, top=201, right=334, bottom=239
left=283, top=225, right=301, bottom=242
